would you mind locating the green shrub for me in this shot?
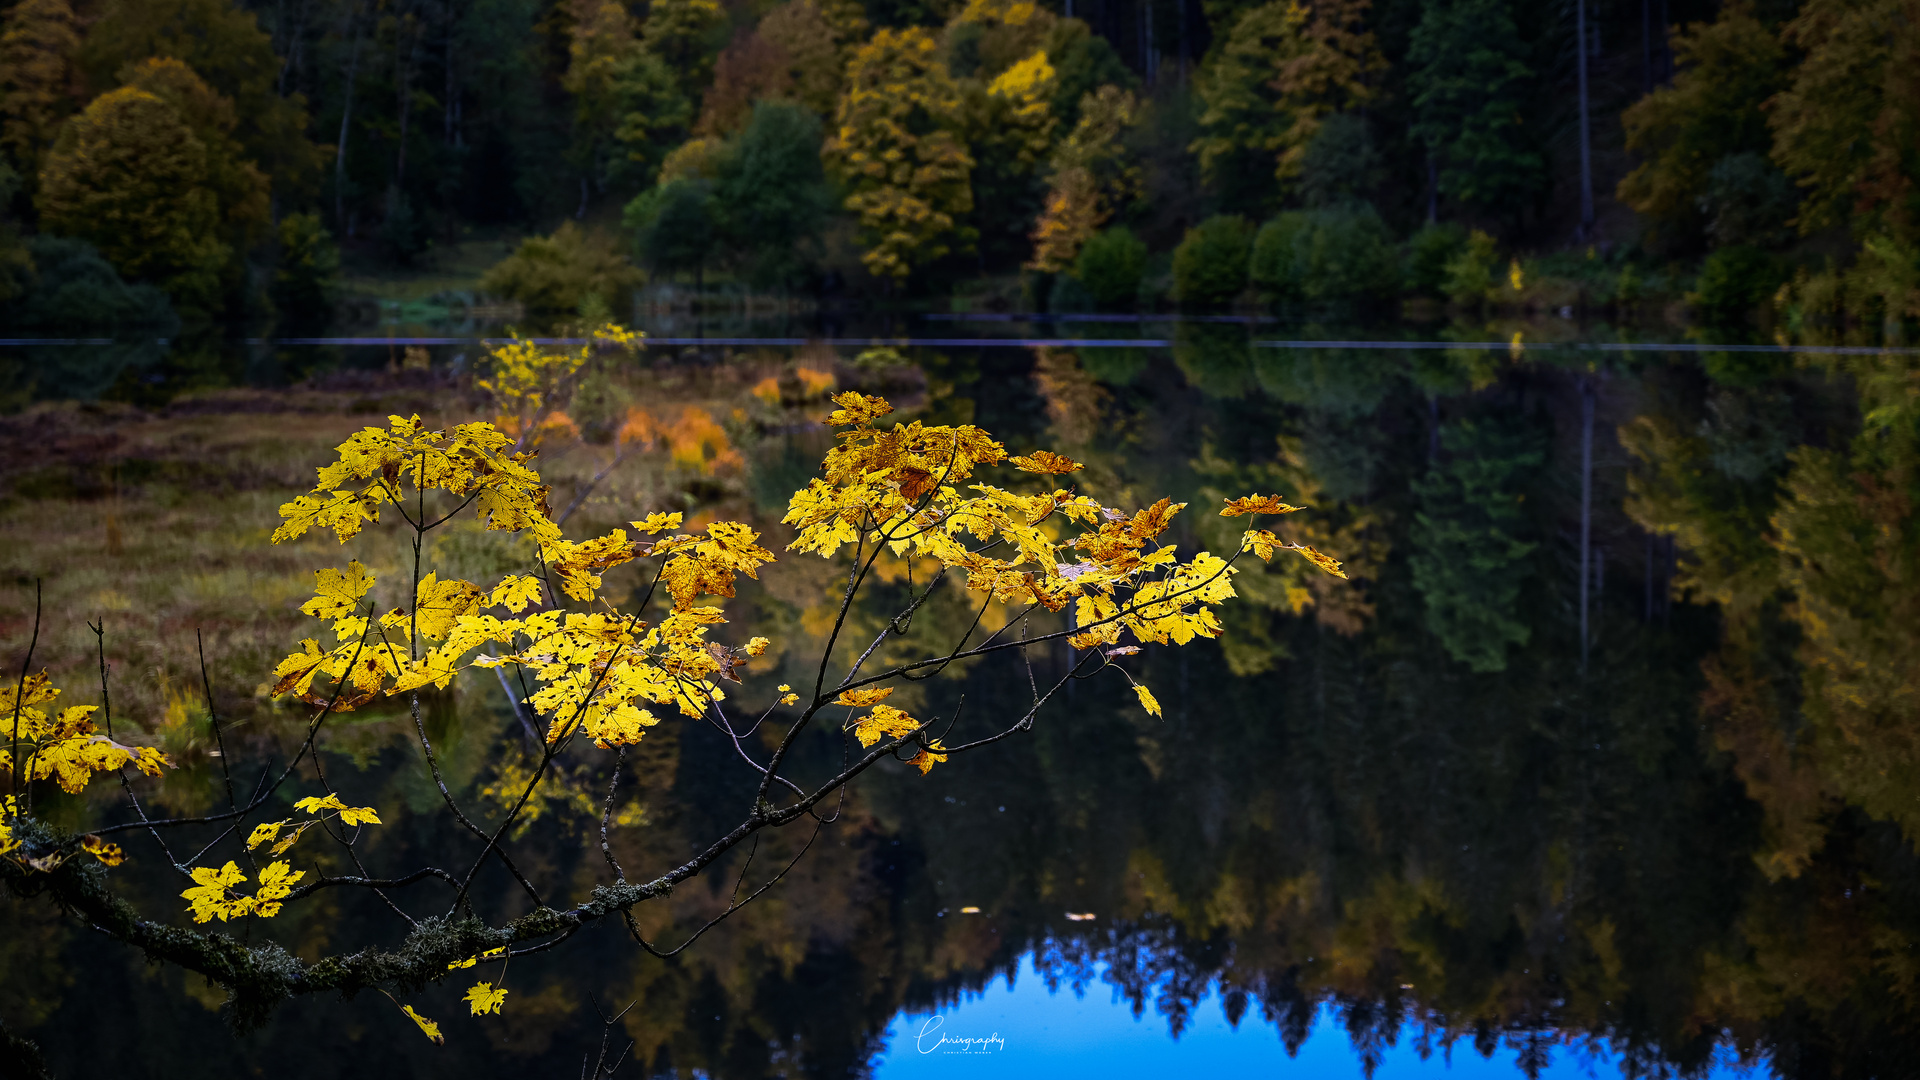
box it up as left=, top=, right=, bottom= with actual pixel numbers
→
left=625, top=178, right=721, bottom=280
left=1071, top=225, right=1147, bottom=309
left=1249, top=205, right=1399, bottom=305
left=1, top=235, right=177, bottom=330
left=1172, top=215, right=1252, bottom=307
left=382, top=194, right=432, bottom=264
left=1692, top=245, right=1782, bottom=320
left=271, top=212, right=339, bottom=325
left=1442, top=229, right=1499, bottom=305
left=480, top=222, right=643, bottom=314
left=1172, top=321, right=1253, bottom=396
left=1404, top=222, right=1468, bottom=296
left=1249, top=213, right=1310, bottom=302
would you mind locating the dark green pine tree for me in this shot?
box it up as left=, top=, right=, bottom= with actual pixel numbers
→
left=1406, top=0, right=1545, bottom=220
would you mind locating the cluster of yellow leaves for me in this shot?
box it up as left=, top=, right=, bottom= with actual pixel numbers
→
left=244, top=793, right=382, bottom=860
left=180, top=859, right=304, bottom=922
left=0, top=672, right=171, bottom=795
left=842, top=699, right=948, bottom=773
left=271, top=414, right=555, bottom=549
left=269, top=388, right=1332, bottom=807
left=81, top=834, right=124, bottom=866
left=1223, top=493, right=1345, bottom=577
left=476, top=325, right=643, bottom=449
left=779, top=393, right=1341, bottom=723
left=271, top=418, right=784, bottom=750
left=985, top=50, right=1057, bottom=168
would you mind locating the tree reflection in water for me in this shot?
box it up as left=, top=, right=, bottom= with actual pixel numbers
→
left=4, top=330, right=1918, bottom=1077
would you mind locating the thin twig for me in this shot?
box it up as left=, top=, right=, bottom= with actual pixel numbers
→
left=10, top=580, right=42, bottom=802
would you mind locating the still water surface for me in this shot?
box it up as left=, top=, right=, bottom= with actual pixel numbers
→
left=2, top=317, right=1915, bottom=1077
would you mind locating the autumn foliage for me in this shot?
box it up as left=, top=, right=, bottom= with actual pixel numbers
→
left=0, top=328, right=1339, bottom=1043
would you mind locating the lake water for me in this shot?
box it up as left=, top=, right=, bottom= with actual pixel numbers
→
left=3, top=315, right=1915, bottom=1078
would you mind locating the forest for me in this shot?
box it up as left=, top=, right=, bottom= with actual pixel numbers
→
left=1, top=0, right=1913, bottom=331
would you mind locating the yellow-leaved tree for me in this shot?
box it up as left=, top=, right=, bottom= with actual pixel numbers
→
left=1029, top=84, right=1140, bottom=273
left=0, top=326, right=1341, bottom=1042
left=825, top=27, right=976, bottom=280
left=36, top=85, right=229, bottom=311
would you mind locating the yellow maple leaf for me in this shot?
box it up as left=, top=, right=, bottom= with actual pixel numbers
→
left=301, top=561, right=374, bottom=620
left=464, top=981, right=510, bottom=1016
left=1133, top=684, right=1162, bottom=718
left=295, top=793, right=382, bottom=826
left=1242, top=529, right=1278, bottom=562
left=630, top=511, right=684, bottom=534
left=835, top=686, right=895, bottom=707
left=1287, top=543, right=1347, bottom=579
left=1220, top=495, right=1301, bottom=518
left=181, top=861, right=251, bottom=923
left=271, top=638, right=331, bottom=698
left=907, top=739, right=949, bottom=775
left=826, top=391, right=894, bottom=426
left=81, top=834, right=124, bottom=866
left=252, top=860, right=305, bottom=917
left=401, top=1004, right=444, bottom=1044
left=852, top=704, right=919, bottom=747
left=409, top=573, right=486, bottom=640
left=1010, top=450, right=1084, bottom=474
left=488, top=574, right=545, bottom=613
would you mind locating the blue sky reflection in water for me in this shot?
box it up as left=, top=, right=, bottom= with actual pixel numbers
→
left=874, top=956, right=1752, bottom=1079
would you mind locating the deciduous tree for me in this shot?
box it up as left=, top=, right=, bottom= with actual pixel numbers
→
left=826, top=27, right=975, bottom=280
left=1619, top=2, right=1788, bottom=249
left=0, top=0, right=81, bottom=183
left=78, top=0, right=323, bottom=203
left=36, top=87, right=228, bottom=312
left=1029, top=85, right=1139, bottom=273
left=1193, top=0, right=1385, bottom=189
left=1771, top=0, right=1920, bottom=244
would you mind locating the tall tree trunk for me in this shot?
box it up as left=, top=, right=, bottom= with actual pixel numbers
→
left=1143, top=0, right=1154, bottom=84
left=1576, top=0, right=1594, bottom=240
left=1642, top=0, right=1652, bottom=94
left=444, top=0, right=458, bottom=148
left=394, top=9, right=420, bottom=195
left=1177, top=0, right=1186, bottom=83
left=335, top=1, right=366, bottom=233
left=1579, top=379, right=1594, bottom=670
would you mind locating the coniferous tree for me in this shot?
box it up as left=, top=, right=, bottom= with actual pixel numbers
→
left=1405, top=0, right=1544, bottom=222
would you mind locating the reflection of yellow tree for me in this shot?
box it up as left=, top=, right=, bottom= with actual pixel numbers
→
left=1628, top=357, right=1920, bottom=876
left=1770, top=357, right=1920, bottom=847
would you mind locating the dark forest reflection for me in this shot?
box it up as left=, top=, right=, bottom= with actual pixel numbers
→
left=5, top=335, right=1919, bottom=1078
